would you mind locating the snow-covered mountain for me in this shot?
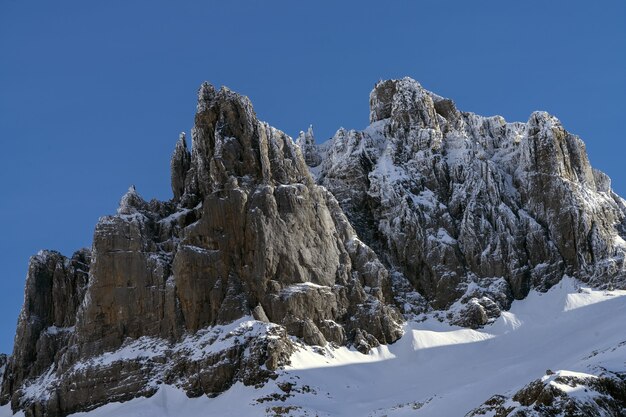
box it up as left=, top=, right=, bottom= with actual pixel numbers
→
left=312, top=78, right=626, bottom=327
left=1, top=79, right=625, bottom=417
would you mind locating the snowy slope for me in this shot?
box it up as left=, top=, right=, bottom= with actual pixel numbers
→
left=3, top=277, right=623, bottom=417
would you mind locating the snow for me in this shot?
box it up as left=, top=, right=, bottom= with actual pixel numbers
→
left=71, top=318, right=276, bottom=371
left=408, top=327, right=495, bottom=350
left=1, top=277, right=625, bottom=417
left=44, top=325, right=75, bottom=335
left=73, top=336, right=169, bottom=371
left=539, top=370, right=605, bottom=402
left=0, top=407, right=23, bottom=417
left=159, top=208, right=191, bottom=224
left=429, top=228, right=456, bottom=245
left=67, top=384, right=269, bottom=417
left=22, top=367, right=56, bottom=402
left=280, top=282, right=328, bottom=296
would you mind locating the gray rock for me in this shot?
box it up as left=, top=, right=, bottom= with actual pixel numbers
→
left=171, top=133, right=191, bottom=202
left=6, top=77, right=626, bottom=417
left=466, top=370, right=626, bottom=416
left=295, top=126, right=323, bottom=168
left=1, top=249, right=90, bottom=408
left=1, top=82, right=402, bottom=417
left=313, top=77, right=626, bottom=323
left=0, top=355, right=7, bottom=386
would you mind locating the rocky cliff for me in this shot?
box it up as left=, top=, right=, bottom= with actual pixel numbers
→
left=0, top=83, right=402, bottom=417
left=313, top=77, right=626, bottom=327
left=2, top=78, right=626, bottom=417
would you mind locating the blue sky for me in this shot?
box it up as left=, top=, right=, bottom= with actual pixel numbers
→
left=1, top=1, right=624, bottom=353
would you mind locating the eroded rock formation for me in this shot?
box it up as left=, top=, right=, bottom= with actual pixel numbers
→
left=0, top=83, right=402, bottom=417
left=3, top=78, right=626, bottom=416
left=313, top=77, right=626, bottom=327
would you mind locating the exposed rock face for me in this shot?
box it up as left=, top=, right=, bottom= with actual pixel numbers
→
left=1, top=83, right=402, bottom=417
left=313, top=77, right=626, bottom=326
left=0, top=355, right=7, bottom=385
left=171, top=133, right=191, bottom=201
left=295, top=126, right=323, bottom=168
left=1, top=250, right=90, bottom=405
left=4, top=78, right=626, bottom=417
left=466, top=370, right=626, bottom=417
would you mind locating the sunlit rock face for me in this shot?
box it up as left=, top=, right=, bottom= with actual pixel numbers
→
left=4, top=77, right=626, bottom=417
left=0, top=83, right=402, bottom=417
left=312, top=77, right=626, bottom=327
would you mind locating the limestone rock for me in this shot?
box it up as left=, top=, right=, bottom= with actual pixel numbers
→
left=1, top=83, right=402, bottom=417
left=313, top=77, right=626, bottom=323
left=0, top=355, right=7, bottom=385
left=295, top=126, right=323, bottom=168
left=0, top=249, right=90, bottom=407
left=6, top=77, right=626, bottom=417
left=171, top=133, right=191, bottom=202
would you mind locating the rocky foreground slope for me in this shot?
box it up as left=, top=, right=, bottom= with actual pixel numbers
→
left=2, top=78, right=626, bottom=417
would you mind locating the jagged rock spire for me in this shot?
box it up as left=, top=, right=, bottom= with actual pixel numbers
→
left=179, top=83, right=314, bottom=203
left=319, top=76, right=626, bottom=327
left=197, top=81, right=216, bottom=112
left=117, top=185, right=147, bottom=214
left=296, top=125, right=322, bottom=168
left=171, top=132, right=191, bottom=202
left=1, top=81, right=404, bottom=416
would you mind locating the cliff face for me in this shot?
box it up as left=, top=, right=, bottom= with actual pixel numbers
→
left=3, top=78, right=626, bottom=417
left=313, top=78, right=626, bottom=327
left=0, top=84, right=402, bottom=417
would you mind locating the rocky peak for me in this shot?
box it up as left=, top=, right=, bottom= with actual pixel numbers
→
left=519, top=111, right=595, bottom=186
left=295, top=125, right=322, bottom=168
left=117, top=185, right=148, bottom=215
left=1, top=81, right=403, bottom=417
left=296, top=125, right=315, bottom=146
left=196, top=81, right=217, bottom=112
left=315, top=77, right=626, bottom=326
left=1, top=249, right=90, bottom=406
left=171, top=133, right=191, bottom=202
left=370, top=78, right=441, bottom=129
left=176, top=83, right=313, bottom=206
left=370, top=78, right=445, bottom=154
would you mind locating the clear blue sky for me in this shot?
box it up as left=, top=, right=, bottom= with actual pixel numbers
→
left=1, top=1, right=625, bottom=353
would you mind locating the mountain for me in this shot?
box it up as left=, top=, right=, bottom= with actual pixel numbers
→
left=1, top=78, right=625, bottom=417
left=311, top=77, right=626, bottom=327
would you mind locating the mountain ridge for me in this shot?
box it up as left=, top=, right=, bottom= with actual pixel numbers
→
left=309, top=77, right=626, bottom=327
left=2, top=78, right=625, bottom=417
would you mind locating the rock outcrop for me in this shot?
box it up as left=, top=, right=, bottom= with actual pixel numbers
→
left=1, top=249, right=90, bottom=404
left=3, top=77, right=626, bottom=417
left=0, top=83, right=402, bottom=417
left=466, top=370, right=626, bottom=417
left=0, top=355, right=7, bottom=385
left=295, top=126, right=323, bottom=168
left=313, top=77, right=626, bottom=326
